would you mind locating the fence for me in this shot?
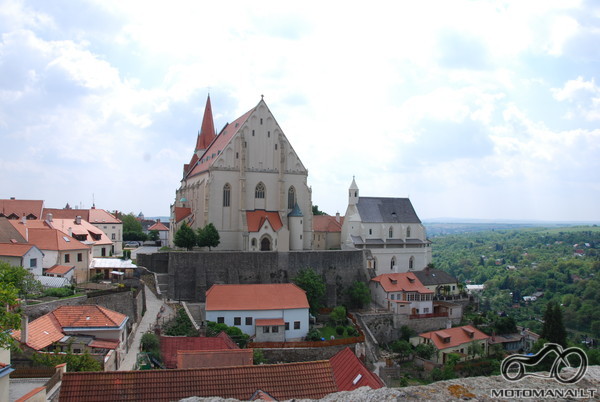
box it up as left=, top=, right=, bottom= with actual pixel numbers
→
left=10, top=367, right=56, bottom=378
left=409, top=312, right=448, bottom=319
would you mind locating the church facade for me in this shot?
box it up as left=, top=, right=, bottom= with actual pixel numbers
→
left=169, top=96, right=313, bottom=251
left=341, top=178, right=432, bottom=273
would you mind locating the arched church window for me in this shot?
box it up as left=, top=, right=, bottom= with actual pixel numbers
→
left=288, top=186, right=296, bottom=209
left=389, top=227, right=393, bottom=238
left=409, top=256, right=414, bottom=270
left=255, top=182, right=265, bottom=199
left=223, top=184, right=231, bottom=207
left=406, top=226, right=411, bottom=238
left=390, top=257, right=396, bottom=270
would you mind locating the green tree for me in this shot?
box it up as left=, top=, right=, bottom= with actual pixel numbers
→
left=347, top=281, right=371, bottom=309
left=173, top=223, right=197, bottom=251
left=415, top=343, right=435, bottom=360
left=148, top=230, right=160, bottom=241
left=293, top=268, right=326, bottom=314
left=197, top=223, right=220, bottom=250
left=330, top=306, right=347, bottom=326
left=391, top=340, right=412, bottom=361
left=0, top=262, right=42, bottom=298
left=120, top=213, right=147, bottom=241
left=541, top=301, right=567, bottom=347
left=140, top=332, right=161, bottom=361
left=32, top=351, right=102, bottom=372
left=0, top=282, right=21, bottom=348
left=312, top=205, right=327, bottom=215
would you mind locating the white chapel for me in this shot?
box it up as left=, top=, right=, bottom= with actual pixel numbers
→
left=341, top=177, right=432, bottom=272
left=169, top=96, right=313, bottom=251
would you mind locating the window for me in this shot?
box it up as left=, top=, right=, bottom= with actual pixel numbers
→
left=287, top=186, right=296, bottom=209
left=285, top=322, right=290, bottom=330
left=369, top=229, right=372, bottom=235
left=30, top=258, right=37, bottom=268
left=263, top=326, right=270, bottom=333
left=217, top=317, right=224, bottom=324
left=255, top=182, right=265, bottom=199
left=406, top=226, right=411, bottom=238
left=390, top=257, right=396, bottom=270
left=275, top=144, right=278, bottom=150
left=64, top=254, right=70, bottom=263
left=424, top=308, right=429, bottom=313
left=236, top=152, right=239, bottom=159
left=294, top=321, right=300, bottom=330
left=234, top=317, right=241, bottom=325
left=73, top=348, right=81, bottom=354
left=272, top=326, right=279, bottom=333
left=101, top=248, right=106, bottom=257
left=112, top=233, right=116, bottom=240
left=252, top=129, right=255, bottom=136
left=77, top=253, right=83, bottom=262
left=251, top=238, right=257, bottom=247
left=267, top=131, right=270, bottom=138
left=260, top=118, right=263, bottom=125
left=409, top=256, right=414, bottom=270
left=389, top=227, right=393, bottom=238
left=390, top=294, right=395, bottom=300
left=245, top=317, right=252, bottom=325
left=223, top=183, right=231, bottom=207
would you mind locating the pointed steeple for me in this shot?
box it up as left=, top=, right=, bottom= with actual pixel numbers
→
left=349, top=176, right=359, bottom=206
left=195, top=95, right=216, bottom=155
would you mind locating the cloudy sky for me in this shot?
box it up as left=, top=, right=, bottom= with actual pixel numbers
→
left=1, top=0, right=599, bottom=222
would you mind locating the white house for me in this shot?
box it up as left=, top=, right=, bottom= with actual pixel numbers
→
left=205, top=283, right=310, bottom=342
left=0, top=243, right=44, bottom=275
left=370, top=272, right=434, bottom=317
left=341, top=177, right=432, bottom=273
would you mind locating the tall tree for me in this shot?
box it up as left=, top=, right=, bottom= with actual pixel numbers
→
left=0, top=262, right=42, bottom=298
left=0, top=282, right=21, bottom=348
left=312, top=205, right=327, bottom=216
left=293, top=268, right=326, bottom=314
left=541, top=301, right=567, bottom=347
left=347, top=281, right=371, bottom=309
left=174, top=223, right=197, bottom=251
left=197, top=223, right=220, bottom=251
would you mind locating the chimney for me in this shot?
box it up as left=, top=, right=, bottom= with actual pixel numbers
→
left=75, top=216, right=81, bottom=225
left=68, top=227, right=73, bottom=237
left=10, top=197, right=15, bottom=200
left=335, top=212, right=340, bottom=223
left=46, top=213, right=53, bottom=222
left=446, top=319, right=452, bottom=329
left=21, top=214, right=27, bottom=225
left=21, top=315, right=29, bottom=345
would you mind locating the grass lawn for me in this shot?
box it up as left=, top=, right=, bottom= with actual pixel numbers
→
left=317, top=325, right=353, bottom=340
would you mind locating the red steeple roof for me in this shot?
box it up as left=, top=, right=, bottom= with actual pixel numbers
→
left=195, top=95, right=216, bottom=152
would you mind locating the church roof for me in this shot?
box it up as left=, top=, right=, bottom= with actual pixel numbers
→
left=288, top=203, right=303, bottom=217
left=246, top=210, right=283, bottom=232
left=174, top=207, right=192, bottom=223
left=356, top=197, right=421, bottom=224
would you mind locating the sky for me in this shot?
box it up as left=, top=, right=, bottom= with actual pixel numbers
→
left=1, top=0, right=599, bottom=222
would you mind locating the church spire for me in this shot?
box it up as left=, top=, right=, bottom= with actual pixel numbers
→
left=195, top=94, right=216, bottom=155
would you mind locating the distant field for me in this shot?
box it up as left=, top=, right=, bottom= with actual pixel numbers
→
left=532, top=225, right=600, bottom=234
left=425, top=222, right=600, bottom=236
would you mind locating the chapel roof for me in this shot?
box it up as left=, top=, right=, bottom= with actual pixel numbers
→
left=246, top=210, right=283, bottom=232
left=356, top=197, right=421, bottom=224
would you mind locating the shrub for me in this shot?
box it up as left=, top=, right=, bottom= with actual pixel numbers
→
left=43, top=287, right=74, bottom=298
left=306, top=328, right=321, bottom=341
left=346, top=327, right=359, bottom=337
left=335, top=326, right=345, bottom=336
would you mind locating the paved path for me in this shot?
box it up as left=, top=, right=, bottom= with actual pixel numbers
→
left=119, top=285, right=174, bottom=371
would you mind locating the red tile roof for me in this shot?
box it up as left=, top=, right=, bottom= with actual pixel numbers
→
left=206, top=284, right=309, bottom=311
left=371, top=272, right=434, bottom=294
left=177, top=348, right=253, bottom=369
left=45, top=264, right=75, bottom=275
left=0, top=199, right=44, bottom=219
left=174, top=207, right=192, bottom=223
left=148, top=221, right=169, bottom=231
left=160, top=333, right=238, bottom=369
left=329, top=347, right=385, bottom=391
left=246, top=210, right=283, bottom=232
left=8, top=222, right=89, bottom=251
left=89, top=338, right=120, bottom=349
left=187, top=108, right=255, bottom=178
left=12, top=305, right=127, bottom=351
left=59, top=361, right=339, bottom=401
left=0, top=242, right=35, bottom=257
left=46, top=218, right=112, bottom=245
left=195, top=95, right=216, bottom=152
left=313, top=215, right=344, bottom=232
left=419, top=325, right=489, bottom=350
left=42, top=208, right=121, bottom=224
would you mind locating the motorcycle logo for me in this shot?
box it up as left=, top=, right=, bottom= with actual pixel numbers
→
left=501, top=343, right=588, bottom=384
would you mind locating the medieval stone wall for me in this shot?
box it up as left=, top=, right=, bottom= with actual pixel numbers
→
left=137, top=250, right=368, bottom=304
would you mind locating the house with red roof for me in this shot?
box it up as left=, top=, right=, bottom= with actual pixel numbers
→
left=12, top=305, right=128, bottom=370
left=205, top=284, right=310, bottom=341
left=371, top=272, right=435, bottom=317
left=159, top=332, right=242, bottom=369
left=411, top=325, right=489, bottom=364
left=43, top=207, right=123, bottom=256
left=0, top=243, right=43, bottom=275
left=169, top=95, right=313, bottom=252
left=58, top=347, right=382, bottom=401
left=313, top=213, right=344, bottom=250
left=147, top=219, right=169, bottom=245
left=0, top=198, right=44, bottom=220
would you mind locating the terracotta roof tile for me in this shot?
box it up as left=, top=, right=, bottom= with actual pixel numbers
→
left=177, top=348, right=253, bottom=369
left=59, top=361, right=338, bottom=401
left=148, top=221, right=169, bottom=231
left=419, top=325, right=489, bottom=350
left=45, top=264, right=75, bottom=275
left=246, top=210, right=283, bottom=232
left=313, top=215, right=344, bottom=232
left=329, top=347, right=385, bottom=391
left=8, top=222, right=89, bottom=251
left=12, top=313, right=64, bottom=350
left=174, top=207, right=192, bottom=223
left=160, top=333, right=238, bottom=369
left=255, top=318, right=285, bottom=326
left=0, top=242, right=35, bottom=257
left=371, top=273, right=434, bottom=294
left=0, top=199, right=44, bottom=220
left=206, top=284, right=309, bottom=311
left=89, top=338, right=120, bottom=349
